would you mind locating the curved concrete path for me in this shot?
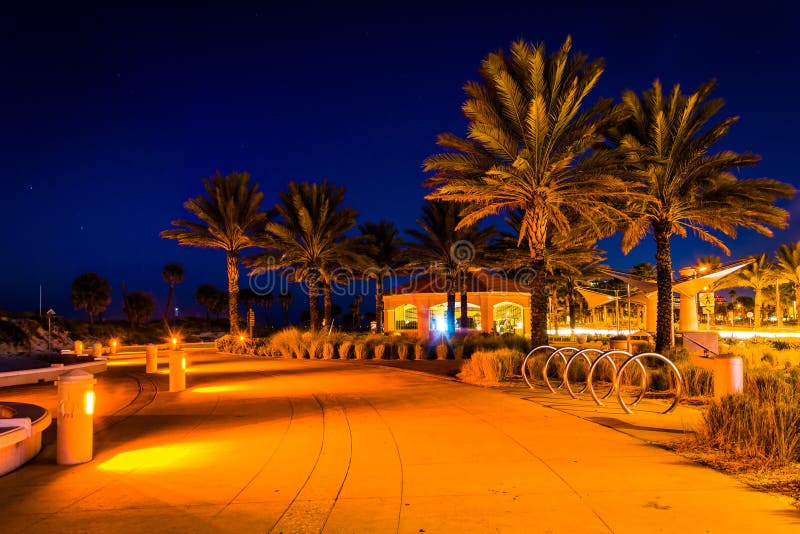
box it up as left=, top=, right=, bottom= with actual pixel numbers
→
left=0, top=351, right=797, bottom=533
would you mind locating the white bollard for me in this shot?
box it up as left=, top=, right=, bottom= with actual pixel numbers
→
left=56, top=370, right=96, bottom=465
left=145, top=345, right=158, bottom=374
left=74, top=340, right=84, bottom=355
left=713, top=356, right=744, bottom=398
left=169, top=351, right=186, bottom=392
left=92, top=343, right=103, bottom=357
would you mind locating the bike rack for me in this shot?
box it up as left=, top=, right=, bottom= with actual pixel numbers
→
left=523, top=345, right=684, bottom=415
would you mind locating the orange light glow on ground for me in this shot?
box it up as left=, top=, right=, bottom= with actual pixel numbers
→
left=192, top=385, right=251, bottom=394
left=98, top=443, right=216, bottom=472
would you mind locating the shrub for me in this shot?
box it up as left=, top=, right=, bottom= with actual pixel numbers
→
left=414, top=344, right=426, bottom=360
left=648, top=368, right=670, bottom=391
left=339, top=341, right=353, bottom=360
left=269, top=328, right=304, bottom=358
left=696, top=368, right=800, bottom=467
left=459, top=349, right=523, bottom=385
left=678, top=363, right=714, bottom=397
left=435, top=342, right=448, bottom=360
left=323, top=343, right=335, bottom=360
left=397, top=343, right=409, bottom=360
left=302, top=332, right=323, bottom=359
left=373, top=344, right=385, bottom=360
left=354, top=343, right=367, bottom=359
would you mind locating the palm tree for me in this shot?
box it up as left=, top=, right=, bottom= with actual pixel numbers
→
left=630, top=262, right=657, bottom=281
left=358, top=221, right=404, bottom=333
left=238, top=287, right=257, bottom=331
left=278, top=289, right=293, bottom=326
left=123, top=292, right=155, bottom=329
left=493, top=210, right=606, bottom=332
left=161, top=171, right=266, bottom=335
left=405, top=200, right=495, bottom=336
left=71, top=272, right=112, bottom=324
left=258, top=291, right=275, bottom=329
left=195, top=283, right=219, bottom=322
left=728, top=254, right=775, bottom=329
left=161, top=263, right=184, bottom=329
left=775, top=241, right=800, bottom=321
left=612, top=80, right=794, bottom=350
left=246, top=180, right=365, bottom=331
left=424, top=37, right=630, bottom=347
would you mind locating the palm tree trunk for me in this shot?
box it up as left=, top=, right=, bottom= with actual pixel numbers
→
left=567, top=285, right=576, bottom=332
left=226, top=251, right=240, bottom=335
left=776, top=282, right=783, bottom=327
left=88, top=310, right=94, bottom=325
left=529, top=258, right=548, bottom=348
left=164, top=282, right=174, bottom=330
left=653, top=223, right=674, bottom=352
left=754, top=288, right=762, bottom=329
left=375, top=275, right=384, bottom=333
left=308, top=275, right=321, bottom=331
left=459, top=269, right=468, bottom=329
left=323, top=281, right=333, bottom=329
left=446, top=269, right=456, bottom=336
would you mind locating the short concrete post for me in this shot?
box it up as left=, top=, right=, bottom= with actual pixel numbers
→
left=74, top=340, right=84, bottom=355
left=56, top=370, right=96, bottom=465
left=145, top=344, right=158, bottom=374
left=169, top=351, right=186, bottom=392
left=110, top=339, right=118, bottom=355
left=713, top=356, right=743, bottom=398
left=92, top=343, right=103, bottom=357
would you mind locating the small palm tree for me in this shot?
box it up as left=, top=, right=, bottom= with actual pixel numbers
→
left=424, top=37, right=630, bottom=347
left=71, top=272, right=112, bottom=324
left=405, top=200, right=495, bottom=336
left=278, top=289, right=293, bottom=326
left=161, top=171, right=266, bottom=335
left=612, top=80, right=794, bottom=350
left=359, top=221, right=404, bottom=333
left=775, top=241, right=800, bottom=321
left=728, top=254, right=775, bottom=329
left=161, top=263, right=184, bottom=329
left=246, top=181, right=365, bottom=331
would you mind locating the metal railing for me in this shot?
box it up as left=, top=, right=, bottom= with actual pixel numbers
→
left=521, top=345, right=684, bottom=415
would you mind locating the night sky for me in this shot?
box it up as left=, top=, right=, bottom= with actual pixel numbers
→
left=2, top=2, right=798, bottom=320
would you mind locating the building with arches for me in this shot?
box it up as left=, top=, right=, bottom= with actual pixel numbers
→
left=382, top=272, right=531, bottom=337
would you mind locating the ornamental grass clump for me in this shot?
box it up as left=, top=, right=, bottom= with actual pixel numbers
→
left=373, top=343, right=385, bottom=360
left=397, top=343, right=409, bottom=360
left=323, top=342, right=335, bottom=360
left=354, top=343, right=367, bottom=360
left=435, top=342, right=448, bottom=360
left=414, top=344, right=426, bottom=361
left=269, top=328, right=304, bottom=359
left=338, top=341, right=353, bottom=360
left=697, top=369, right=800, bottom=467
left=459, top=349, right=523, bottom=385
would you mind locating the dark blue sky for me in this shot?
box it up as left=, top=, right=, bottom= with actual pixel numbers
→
left=2, top=2, right=798, bottom=320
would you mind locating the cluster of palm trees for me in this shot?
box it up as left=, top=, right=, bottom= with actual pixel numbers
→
left=163, top=37, right=795, bottom=351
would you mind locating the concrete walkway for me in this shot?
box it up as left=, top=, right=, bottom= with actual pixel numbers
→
left=0, top=351, right=797, bottom=533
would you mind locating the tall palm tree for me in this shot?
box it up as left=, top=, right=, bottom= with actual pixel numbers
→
left=728, top=254, right=775, bottom=329
left=612, top=80, right=794, bottom=350
left=161, top=262, right=184, bottom=329
left=424, top=37, right=630, bottom=347
left=278, top=289, right=293, bottom=326
left=405, top=200, right=495, bottom=336
left=258, top=291, right=275, bottom=329
left=775, top=241, right=800, bottom=321
left=493, top=210, right=607, bottom=332
left=359, top=221, right=404, bottom=333
left=161, top=171, right=266, bottom=335
left=246, top=181, right=365, bottom=331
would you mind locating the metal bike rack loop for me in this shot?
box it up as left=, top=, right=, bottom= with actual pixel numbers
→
left=615, top=352, right=684, bottom=415
left=563, top=348, right=604, bottom=399
left=543, top=347, right=580, bottom=393
left=586, top=350, right=647, bottom=406
left=521, top=346, right=557, bottom=389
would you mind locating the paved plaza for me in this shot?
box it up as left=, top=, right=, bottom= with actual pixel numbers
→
left=0, top=350, right=797, bottom=533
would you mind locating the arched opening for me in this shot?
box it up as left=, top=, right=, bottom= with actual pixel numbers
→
left=429, top=302, right=482, bottom=331
left=394, top=304, right=417, bottom=330
left=493, top=302, right=523, bottom=334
